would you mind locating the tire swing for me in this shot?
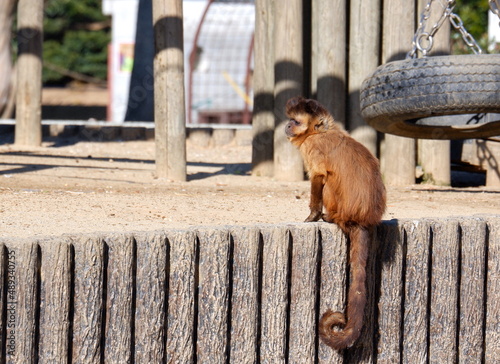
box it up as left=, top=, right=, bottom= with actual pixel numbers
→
left=360, top=0, right=500, bottom=140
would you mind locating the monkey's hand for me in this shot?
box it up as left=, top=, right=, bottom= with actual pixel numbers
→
left=304, top=210, right=322, bottom=222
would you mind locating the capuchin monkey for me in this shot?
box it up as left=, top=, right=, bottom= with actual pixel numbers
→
left=285, top=96, right=386, bottom=350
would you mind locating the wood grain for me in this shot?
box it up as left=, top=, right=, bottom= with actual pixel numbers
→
left=288, top=224, right=318, bottom=363
left=152, top=0, right=186, bottom=181
left=72, top=235, right=105, bottom=363
left=229, top=226, right=261, bottom=363
left=134, top=232, right=168, bottom=363
left=260, top=225, right=290, bottom=363
left=252, top=0, right=275, bottom=177
left=15, top=0, right=43, bottom=146
left=402, top=219, right=431, bottom=364
left=273, top=0, right=304, bottom=181
left=196, top=228, right=231, bottom=363
left=428, top=219, right=460, bottom=362
left=104, top=234, right=135, bottom=364
left=166, top=230, right=197, bottom=363
left=317, top=223, right=346, bottom=364
left=458, top=218, right=487, bottom=362
left=376, top=220, right=404, bottom=363
left=485, top=216, right=500, bottom=362
left=38, top=239, right=71, bottom=363
left=0, top=243, right=5, bottom=359
left=6, top=242, right=39, bottom=364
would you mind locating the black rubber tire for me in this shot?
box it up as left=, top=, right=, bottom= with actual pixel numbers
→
left=360, top=54, right=500, bottom=139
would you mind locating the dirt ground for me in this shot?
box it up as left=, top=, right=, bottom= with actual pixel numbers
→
left=1, top=137, right=499, bottom=240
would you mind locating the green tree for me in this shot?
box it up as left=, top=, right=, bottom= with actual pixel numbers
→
left=42, top=0, right=110, bottom=84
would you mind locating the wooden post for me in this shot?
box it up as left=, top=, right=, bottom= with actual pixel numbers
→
left=15, top=0, right=43, bottom=146
left=315, top=0, right=347, bottom=126
left=381, top=0, right=416, bottom=185
left=348, top=0, right=380, bottom=155
left=273, top=0, right=304, bottom=181
left=251, top=0, right=275, bottom=177
left=153, top=0, right=187, bottom=181
left=0, top=0, right=16, bottom=116
left=418, top=0, right=451, bottom=186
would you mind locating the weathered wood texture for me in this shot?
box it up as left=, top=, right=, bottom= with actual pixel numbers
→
left=348, top=0, right=380, bottom=155
left=71, top=236, right=105, bottom=363
left=152, top=0, right=187, bottom=181
left=485, top=216, right=500, bottom=362
left=15, top=0, right=43, bottom=146
left=229, top=226, right=261, bottom=362
left=272, top=0, right=304, bottom=181
left=166, top=230, right=196, bottom=363
left=134, top=232, right=167, bottom=363
left=416, top=0, right=452, bottom=186
left=0, top=217, right=499, bottom=362
left=0, top=243, right=6, bottom=359
left=380, top=0, right=415, bottom=185
left=314, top=0, right=346, bottom=126
left=317, top=224, right=347, bottom=364
left=402, top=219, right=431, bottom=363
left=38, top=239, right=71, bottom=364
left=104, top=234, right=135, bottom=363
left=251, top=0, right=275, bottom=177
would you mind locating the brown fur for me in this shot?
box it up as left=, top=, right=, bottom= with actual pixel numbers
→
left=285, top=96, right=386, bottom=350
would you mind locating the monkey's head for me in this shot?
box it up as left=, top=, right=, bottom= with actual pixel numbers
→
left=285, top=97, right=333, bottom=144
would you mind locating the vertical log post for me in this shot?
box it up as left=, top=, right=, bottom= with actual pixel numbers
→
left=251, top=0, right=275, bottom=177
left=288, top=224, right=318, bottom=362
left=0, top=0, right=16, bottom=116
left=381, top=0, right=416, bottom=185
left=428, top=220, right=460, bottom=362
left=153, top=0, right=187, bottom=181
left=72, top=236, right=105, bottom=363
left=166, top=230, right=197, bottom=363
left=0, top=244, right=5, bottom=359
left=273, top=0, right=304, bottom=181
left=348, top=0, right=380, bottom=155
left=134, top=233, right=168, bottom=363
left=315, top=0, right=347, bottom=126
left=260, top=226, right=290, bottom=361
left=418, top=0, right=451, bottom=186
left=402, top=220, right=431, bottom=363
left=15, top=0, right=43, bottom=147
left=229, top=227, right=261, bottom=362
left=485, top=216, right=500, bottom=361
left=38, top=240, right=72, bottom=363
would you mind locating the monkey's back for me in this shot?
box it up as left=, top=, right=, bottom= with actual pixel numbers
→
left=301, top=131, right=386, bottom=228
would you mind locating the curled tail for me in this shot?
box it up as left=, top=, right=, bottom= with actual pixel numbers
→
left=319, top=225, right=370, bottom=350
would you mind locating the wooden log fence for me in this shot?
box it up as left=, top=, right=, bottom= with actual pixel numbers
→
left=1, top=216, right=499, bottom=363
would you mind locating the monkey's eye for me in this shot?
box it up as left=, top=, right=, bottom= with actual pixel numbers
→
left=290, top=119, right=300, bottom=126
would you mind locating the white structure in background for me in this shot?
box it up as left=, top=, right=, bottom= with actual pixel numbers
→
left=102, top=0, right=210, bottom=122
left=102, top=0, right=254, bottom=123
left=102, top=0, right=139, bottom=122
left=489, top=10, right=500, bottom=51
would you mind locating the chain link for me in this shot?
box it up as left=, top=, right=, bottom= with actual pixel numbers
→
left=490, top=0, right=500, bottom=26
left=449, top=12, right=483, bottom=54
left=407, top=0, right=483, bottom=58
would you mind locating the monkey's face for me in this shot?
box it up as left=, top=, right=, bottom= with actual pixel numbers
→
left=285, top=114, right=310, bottom=139
left=285, top=97, right=331, bottom=144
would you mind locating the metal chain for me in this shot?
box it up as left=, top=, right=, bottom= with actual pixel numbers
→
left=407, top=0, right=483, bottom=58
left=449, top=12, right=483, bottom=54
left=490, top=0, right=500, bottom=26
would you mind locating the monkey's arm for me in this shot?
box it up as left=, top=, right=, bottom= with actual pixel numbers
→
left=305, top=174, right=324, bottom=222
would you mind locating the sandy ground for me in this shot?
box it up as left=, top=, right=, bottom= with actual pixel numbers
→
left=1, top=138, right=499, bottom=240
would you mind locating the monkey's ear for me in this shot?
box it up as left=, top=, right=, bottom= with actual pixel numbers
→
left=314, top=120, right=324, bottom=130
